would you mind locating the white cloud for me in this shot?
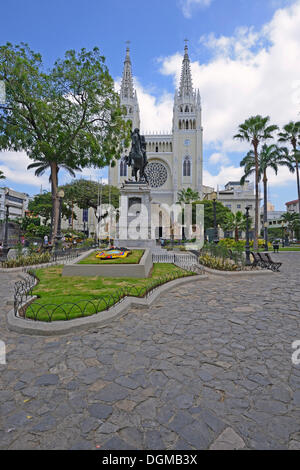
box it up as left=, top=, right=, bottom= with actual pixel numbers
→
left=160, top=0, right=300, bottom=157
left=179, top=0, right=214, bottom=18
left=209, top=152, right=229, bottom=165
left=0, top=151, right=50, bottom=189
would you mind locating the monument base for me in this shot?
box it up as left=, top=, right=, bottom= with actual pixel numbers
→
left=114, top=239, right=157, bottom=249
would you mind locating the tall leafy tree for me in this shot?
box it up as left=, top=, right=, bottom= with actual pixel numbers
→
left=278, top=121, right=300, bottom=215
left=240, top=144, right=294, bottom=250
left=234, top=115, right=278, bottom=250
left=0, top=170, right=5, bottom=179
left=62, top=179, right=120, bottom=223
left=0, top=43, right=130, bottom=242
left=28, top=192, right=73, bottom=225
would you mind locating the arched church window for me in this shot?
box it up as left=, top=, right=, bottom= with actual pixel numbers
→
left=186, top=120, right=189, bottom=130
left=185, top=105, right=189, bottom=113
left=156, top=145, right=159, bottom=153
left=179, top=120, right=182, bottom=130
left=193, top=120, right=196, bottom=129
left=120, top=157, right=127, bottom=177
left=183, top=156, right=191, bottom=177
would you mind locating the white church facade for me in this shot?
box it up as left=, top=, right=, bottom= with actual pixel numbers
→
left=108, top=44, right=204, bottom=207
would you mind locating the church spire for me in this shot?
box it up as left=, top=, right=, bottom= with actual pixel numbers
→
left=179, top=40, right=193, bottom=98
left=120, top=42, right=134, bottom=99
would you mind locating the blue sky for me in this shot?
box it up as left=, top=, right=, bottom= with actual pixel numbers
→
left=1, top=0, right=300, bottom=210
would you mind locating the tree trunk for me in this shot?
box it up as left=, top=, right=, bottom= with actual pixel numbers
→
left=263, top=170, right=268, bottom=251
left=253, top=141, right=259, bottom=251
left=295, top=159, right=300, bottom=216
left=50, top=162, right=59, bottom=245
left=292, top=139, right=300, bottom=216
left=235, top=226, right=239, bottom=242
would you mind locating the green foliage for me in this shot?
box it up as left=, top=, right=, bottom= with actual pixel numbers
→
left=23, top=263, right=195, bottom=321
left=1, top=252, right=51, bottom=268
left=62, top=180, right=120, bottom=221
left=28, top=192, right=72, bottom=224
left=177, top=188, right=200, bottom=204
left=192, top=200, right=232, bottom=229
left=0, top=170, right=5, bottom=179
left=234, top=115, right=278, bottom=249
left=221, top=210, right=250, bottom=241
left=199, top=254, right=239, bottom=271
left=0, top=43, right=130, bottom=241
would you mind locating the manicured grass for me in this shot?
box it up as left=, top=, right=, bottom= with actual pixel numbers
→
left=258, top=247, right=300, bottom=252
left=78, top=249, right=144, bottom=264
left=25, top=263, right=195, bottom=322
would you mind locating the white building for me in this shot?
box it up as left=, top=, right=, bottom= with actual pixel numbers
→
left=109, top=44, right=203, bottom=208
left=217, top=181, right=261, bottom=233
left=0, top=187, right=29, bottom=220
left=286, top=199, right=299, bottom=214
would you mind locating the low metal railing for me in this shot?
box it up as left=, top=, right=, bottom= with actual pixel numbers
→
left=14, top=267, right=197, bottom=322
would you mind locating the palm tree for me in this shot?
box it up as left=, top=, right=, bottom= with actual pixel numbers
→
left=0, top=170, right=5, bottom=179
left=222, top=211, right=248, bottom=242
left=177, top=187, right=200, bottom=204
left=278, top=121, right=300, bottom=216
left=281, top=212, right=300, bottom=241
left=240, top=144, right=294, bottom=250
left=27, top=157, right=81, bottom=243
left=234, top=115, right=278, bottom=250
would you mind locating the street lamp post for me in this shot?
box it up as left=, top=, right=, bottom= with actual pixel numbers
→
left=55, top=189, right=65, bottom=251
left=245, top=206, right=251, bottom=265
left=211, top=191, right=219, bottom=244
left=2, top=204, right=10, bottom=259
left=281, top=221, right=285, bottom=248
left=264, top=221, right=269, bottom=251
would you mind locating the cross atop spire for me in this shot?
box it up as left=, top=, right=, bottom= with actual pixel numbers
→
left=121, top=42, right=134, bottom=99
left=179, top=40, right=193, bottom=99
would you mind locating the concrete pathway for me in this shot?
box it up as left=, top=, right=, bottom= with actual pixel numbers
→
left=0, top=253, right=300, bottom=450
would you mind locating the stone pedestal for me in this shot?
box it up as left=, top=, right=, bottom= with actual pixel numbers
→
left=115, top=182, right=156, bottom=248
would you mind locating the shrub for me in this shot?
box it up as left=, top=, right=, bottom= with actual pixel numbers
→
left=199, top=254, right=239, bottom=271
left=1, top=252, right=51, bottom=268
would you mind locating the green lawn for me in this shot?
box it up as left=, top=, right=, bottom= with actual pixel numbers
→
left=78, top=249, right=144, bottom=264
left=258, top=247, right=300, bottom=252
left=25, top=263, right=195, bottom=322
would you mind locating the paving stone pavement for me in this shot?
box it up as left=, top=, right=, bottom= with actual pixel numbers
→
left=0, top=253, right=300, bottom=450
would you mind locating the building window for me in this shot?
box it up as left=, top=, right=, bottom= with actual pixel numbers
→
left=83, top=208, right=88, bottom=223
left=183, top=156, right=191, bottom=177
left=237, top=204, right=241, bottom=209
left=120, top=158, right=127, bottom=177
left=226, top=204, right=232, bottom=209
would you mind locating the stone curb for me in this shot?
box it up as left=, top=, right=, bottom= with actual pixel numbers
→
left=201, top=265, right=276, bottom=276
left=6, top=274, right=208, bottom=336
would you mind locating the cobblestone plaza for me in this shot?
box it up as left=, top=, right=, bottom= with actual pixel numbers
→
left=0, top=253, right=300, bottom=450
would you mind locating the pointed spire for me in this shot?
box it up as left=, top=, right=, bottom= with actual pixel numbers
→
left=120, top=42, right=134, bottom=99
left=179, top=40, right=193, bottom=99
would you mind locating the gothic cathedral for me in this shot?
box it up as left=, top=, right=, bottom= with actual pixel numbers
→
left=108, top=44, right=203, bottom=207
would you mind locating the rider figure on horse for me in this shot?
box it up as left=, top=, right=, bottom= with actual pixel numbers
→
left=125, top=128, right=148, bottom=182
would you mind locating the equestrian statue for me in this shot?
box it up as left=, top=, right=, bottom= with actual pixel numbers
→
left=125, top=128, right=148, bottom=183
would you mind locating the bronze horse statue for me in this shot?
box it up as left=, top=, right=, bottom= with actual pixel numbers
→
left=125, top=128, right=148, bottom=183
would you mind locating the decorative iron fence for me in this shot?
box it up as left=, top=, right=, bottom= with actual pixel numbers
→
left=1, top=245, right=95, bottom=268
left=14, top=267, right=197, bottom=322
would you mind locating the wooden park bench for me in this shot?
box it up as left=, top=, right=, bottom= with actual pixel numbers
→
left=250, top=251, right=265, bottom=269
left=258, top=252, right=282, bottom=272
